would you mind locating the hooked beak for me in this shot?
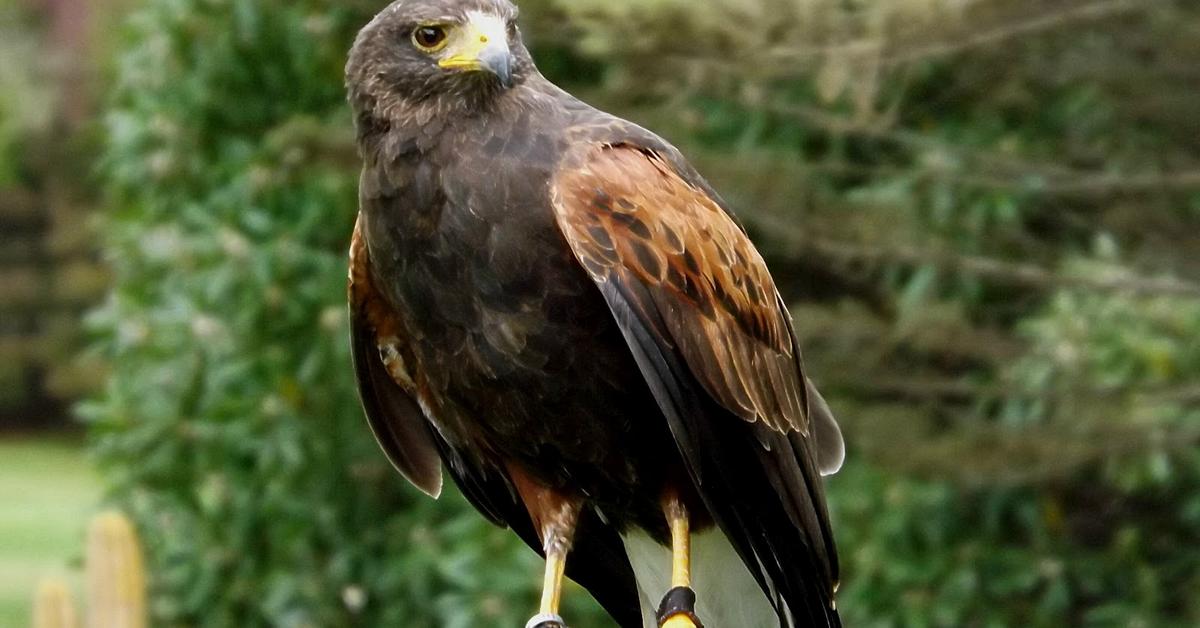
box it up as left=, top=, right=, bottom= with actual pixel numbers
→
left=437, top=14, right=515, bottom=88
left=477, top=45, right=514, bottom=88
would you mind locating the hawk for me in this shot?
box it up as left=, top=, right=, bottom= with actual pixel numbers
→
left=345, top=1, right=846, bottom=626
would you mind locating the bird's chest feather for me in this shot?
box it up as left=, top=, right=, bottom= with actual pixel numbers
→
left=361, top=147, right=633, bottom=436
left=365, top=152, right=569, bottom=327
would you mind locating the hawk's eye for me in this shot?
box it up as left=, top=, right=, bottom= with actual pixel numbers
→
left=412, top=25, right=448, bottom=51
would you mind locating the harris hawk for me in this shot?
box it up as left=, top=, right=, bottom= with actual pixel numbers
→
left=345, top=1, right=846, bottom=626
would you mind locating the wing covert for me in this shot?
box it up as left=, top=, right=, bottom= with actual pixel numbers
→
left=551, top=143, right=811, bottom=436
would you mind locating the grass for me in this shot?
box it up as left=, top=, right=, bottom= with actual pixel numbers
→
left=0, top=434, right=100, bottom=627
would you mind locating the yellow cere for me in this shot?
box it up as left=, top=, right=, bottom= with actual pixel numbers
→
left=437, top=12, right=508, bottom=70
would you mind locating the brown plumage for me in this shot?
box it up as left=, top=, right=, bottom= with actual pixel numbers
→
left=552, top=144, right=807, bottom=434
left=345, top=1, right=845, bottom=626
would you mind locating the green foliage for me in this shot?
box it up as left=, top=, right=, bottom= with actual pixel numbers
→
left=87, top=0, right=1200, bottom=626
left=0, top=438, right=100, bottom=626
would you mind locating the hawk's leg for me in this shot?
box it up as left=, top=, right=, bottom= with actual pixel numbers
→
left=510, top=465, right=582, bottom=628
left=657, top=493, right=703, bottom=628
left=524, top=497, right=580, bottom=628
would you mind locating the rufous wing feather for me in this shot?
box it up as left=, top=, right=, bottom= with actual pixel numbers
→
left=551, top=143, right=812, bottom=436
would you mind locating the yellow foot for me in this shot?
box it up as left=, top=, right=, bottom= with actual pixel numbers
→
left=662, top=614, right=698, bottom=628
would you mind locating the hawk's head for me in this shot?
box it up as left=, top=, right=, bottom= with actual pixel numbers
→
left=346, top=0, right=532, bottom=131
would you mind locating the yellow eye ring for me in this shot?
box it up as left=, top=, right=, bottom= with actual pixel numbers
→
left=412, top=25, right=449, bottom=52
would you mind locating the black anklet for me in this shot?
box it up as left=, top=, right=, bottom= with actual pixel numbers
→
left=656, top=586, right=703, bottom=627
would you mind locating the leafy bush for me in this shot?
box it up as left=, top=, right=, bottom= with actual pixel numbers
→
left=87, top=0, right=1200, bottom=626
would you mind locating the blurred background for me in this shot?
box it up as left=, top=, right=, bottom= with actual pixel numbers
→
left=2, top=0, right=1199, bottom=626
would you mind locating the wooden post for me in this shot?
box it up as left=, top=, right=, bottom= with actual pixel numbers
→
left=33, top=578, right=78, bottom=628
left=85, top=512, right=147, bottom=628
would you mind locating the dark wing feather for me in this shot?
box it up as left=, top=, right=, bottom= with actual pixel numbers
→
left=551, top=144, right=842, bottom=626
left=350, top=217, right=443, bottom=497
left=349, top=215, right=643, bottom=626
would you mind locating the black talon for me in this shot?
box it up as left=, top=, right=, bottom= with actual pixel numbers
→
left=656, top=586, right=704, bottom=628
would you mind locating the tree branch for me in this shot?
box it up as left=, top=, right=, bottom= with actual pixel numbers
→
left=764, top=0, right=1149, bottom=68
left=749, top=212, right=1200, bottom=299
left=882, top=0, right=1149, bottom=68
